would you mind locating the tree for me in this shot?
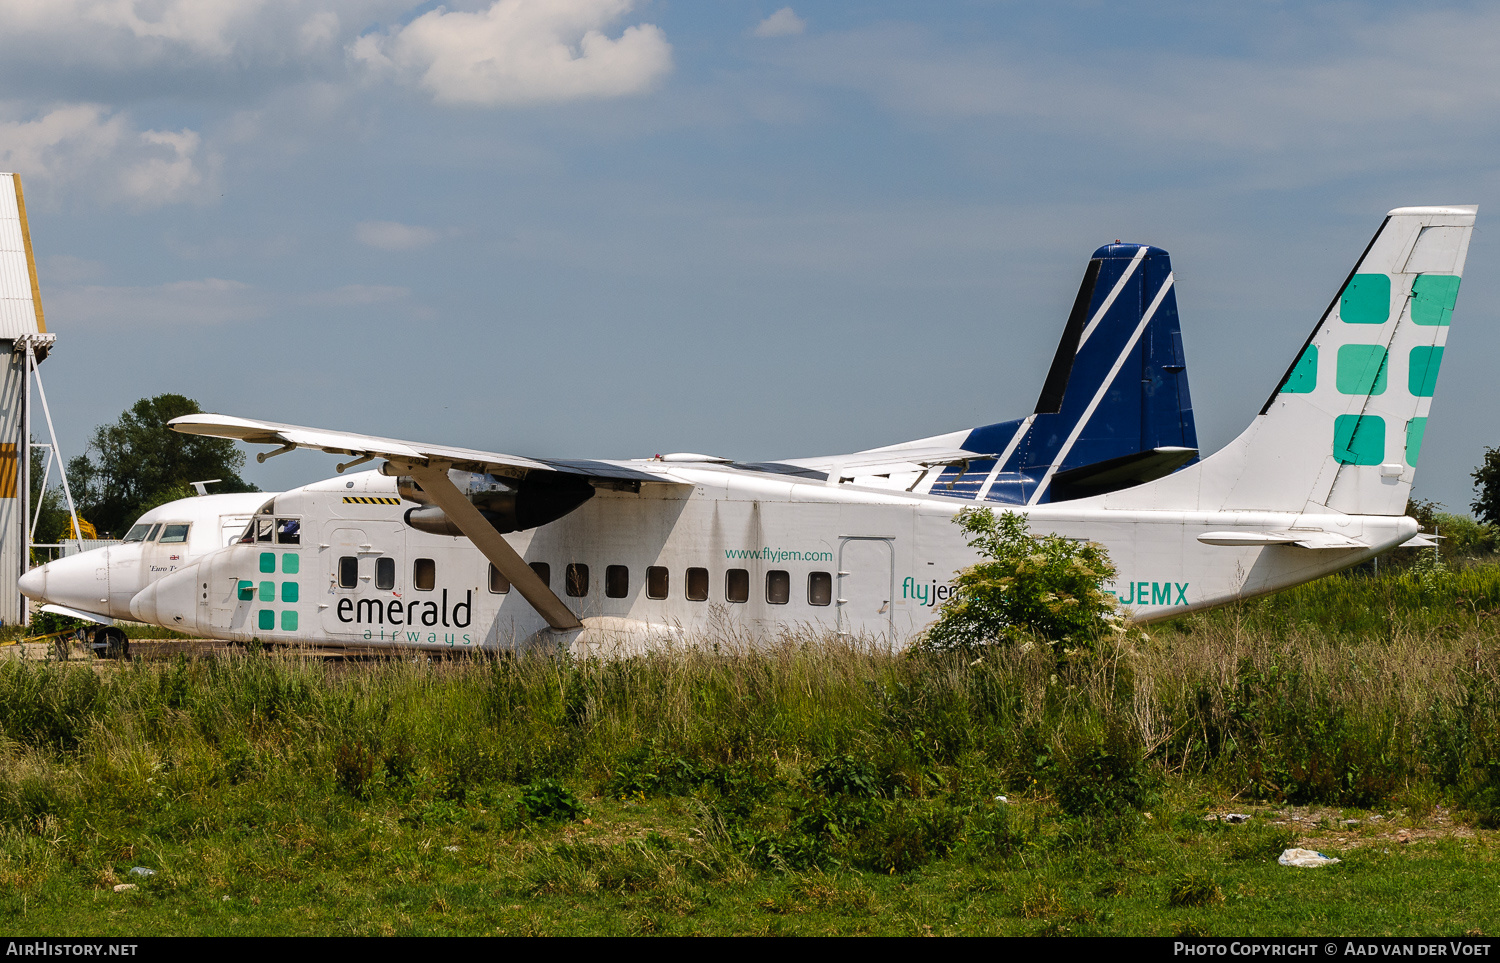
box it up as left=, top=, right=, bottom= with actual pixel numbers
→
left=923, top=507, right=1120, bottom=655
left=30, top=441, right=74, bottom=548
left=66, top=395, right=258, bottom=537
left=1473, top=447, right=1500, bottom=527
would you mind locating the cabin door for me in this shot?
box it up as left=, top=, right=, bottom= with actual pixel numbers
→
left=321, top=527, right=370, bottom=637
left=836, top=536, right=895, bottom=644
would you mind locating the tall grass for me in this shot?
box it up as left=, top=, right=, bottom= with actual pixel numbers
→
left=2, top=566, right=1499, bottom=906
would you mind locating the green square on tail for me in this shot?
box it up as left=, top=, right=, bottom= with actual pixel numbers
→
left=1409, top=346, right=1443, bottom=397
left=1341, top=274, right=1390, bottom=324
left=281, top=611, right=298, bottom=632
left=260, top=552, right=275, bottom=574
left=238, top=580, right=254, bottom=601
left=1281, top=345, right=1317, bottom=393
left=258, top=610, right=274, bottom=631
left=1334, top=414, right=1385, bottom=466
left=1336, top=344, right=1387, bottom=395
left=1412, top=275, right=1460, bottom=326
left=282, top=582, right=299, bottom=603
left=282, top=554, right=299, bottom=574
left=1406, top=417, right=1426, bottom=467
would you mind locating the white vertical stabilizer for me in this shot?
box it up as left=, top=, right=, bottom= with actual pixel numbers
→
left=1098, top=206, right=1475, bottom=516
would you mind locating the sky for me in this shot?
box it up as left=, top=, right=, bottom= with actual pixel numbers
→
left=3, top=0, right=1499, bottom=516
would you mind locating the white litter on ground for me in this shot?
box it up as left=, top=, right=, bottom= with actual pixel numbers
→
left=1278, top=848, right=1341, bottom=867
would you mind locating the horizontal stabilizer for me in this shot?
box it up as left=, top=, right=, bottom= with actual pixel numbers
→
left=1398, top=532, right=1443, bottom=548
left=1196, top=530, right=1368, bottom=550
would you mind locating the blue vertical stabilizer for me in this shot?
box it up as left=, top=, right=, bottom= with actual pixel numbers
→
left=929, top=243, right=1198, bottom=505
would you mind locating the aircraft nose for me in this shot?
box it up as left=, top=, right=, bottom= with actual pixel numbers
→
left=17, top=564, right=45, bottom=600
left=130, top=563, right=202, bottom=632
left=16, top=551, right=113, bottom=615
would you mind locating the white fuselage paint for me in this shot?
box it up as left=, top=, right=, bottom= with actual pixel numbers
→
left=128, top=466, right=1412, bottom=654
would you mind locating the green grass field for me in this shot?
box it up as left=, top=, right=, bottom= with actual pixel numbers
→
left=3, top=565, right=1499, bottom=936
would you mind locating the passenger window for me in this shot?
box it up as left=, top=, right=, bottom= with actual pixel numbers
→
left=414, top=558, right=436, bottom=592
left=530, top=562, right=550, bottom=588
left=276, top=518, right=301, bottom=545
left=808, top=572, right=832, bottom=606
left=686, top=567, right=708, bottom=602
left=605, top=565, right=629, bottom=599
left=646, top=566, right=669, bottom=600
left=376, top=557, right=395, bottom=591
left=726, top=569, right=749, bottom=603
left=338, top=556, right=358, bottom=589
left=489, top=563, right=510, bottom=594
left=766, top=570, right=790, bottom=605
left=566, top=563, right=589, bottom=597
left=159, top=524, right=190, bottom=544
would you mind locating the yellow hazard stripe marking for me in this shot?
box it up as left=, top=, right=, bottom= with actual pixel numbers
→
left=342, top=496, right=402, bottom=504
left=0, top=444, right=16, bottom=499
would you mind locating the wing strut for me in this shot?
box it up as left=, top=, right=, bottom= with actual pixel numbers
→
left=406, top=465, right=583, bottom=631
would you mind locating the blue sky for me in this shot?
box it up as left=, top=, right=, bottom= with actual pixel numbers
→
left=3, top=0, right=1498, bottom=515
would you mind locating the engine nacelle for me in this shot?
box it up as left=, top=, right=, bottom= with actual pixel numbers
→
left=397, top=469, right=594, bottom=534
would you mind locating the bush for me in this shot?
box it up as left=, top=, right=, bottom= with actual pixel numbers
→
left=1051, top=719, right=1154, bottom=818
left=923, top=508, right=1120, bottom=655
left=519, top=779, right=586, bottom=824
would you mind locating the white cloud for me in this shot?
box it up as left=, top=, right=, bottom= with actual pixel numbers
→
left=754, top=8, right=805, bottom=39
left=354, top=220, right=439, bottom=250
left=353, top=0, right=673, bottom=106
left=0, top=104, right=216, bottom=207
left=49, top=278, right=265, bottom=327
left=0, top=0, right=386, bottom=66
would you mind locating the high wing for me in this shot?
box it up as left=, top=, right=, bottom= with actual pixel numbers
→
left=170, top=413, right=686, bottom=633
left=170, top=414, right=673, bottom=486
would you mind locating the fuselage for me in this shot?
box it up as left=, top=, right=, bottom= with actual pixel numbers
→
left=18, top=492, right=273, bottom=622
left=127, top=466, right=1412, bottom=653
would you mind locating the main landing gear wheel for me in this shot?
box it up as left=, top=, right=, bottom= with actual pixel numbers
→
left=93, top=626, right=131, bottom=661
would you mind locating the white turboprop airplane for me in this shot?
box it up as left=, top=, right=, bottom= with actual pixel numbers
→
left=35, top=207, right=1478, bottom=654
left=19, top=239, right=1202, bottom=647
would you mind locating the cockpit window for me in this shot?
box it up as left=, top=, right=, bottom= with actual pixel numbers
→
left=276, top=518, right=300, bottom=545
left=123, top=524, right=151, bottom=543
left=146, top=523, right=163, bottom=541
left=159, top=524, right=190, bottom=544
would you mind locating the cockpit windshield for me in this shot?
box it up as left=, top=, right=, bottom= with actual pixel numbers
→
left=122, top=523, right=151, bottom=543
left=159, top=524, right=190, bottom=544
left=240, top=516, right=300, bottom=544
